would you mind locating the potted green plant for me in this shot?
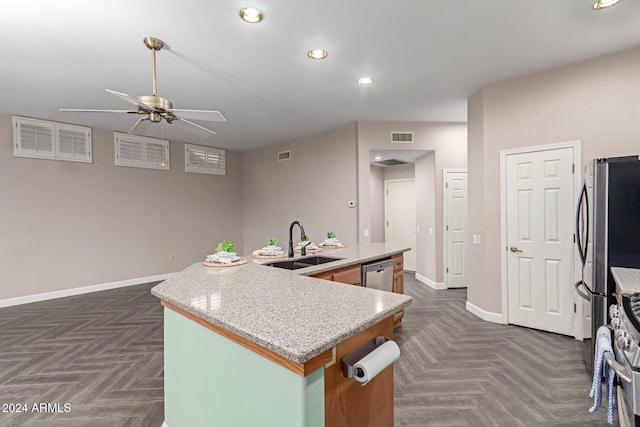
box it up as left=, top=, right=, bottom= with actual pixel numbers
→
left=216, top=240, right=236, bottom=258
left=265, top=237, right=278, bottom=248
left=325, top=230, right=340, bottom=245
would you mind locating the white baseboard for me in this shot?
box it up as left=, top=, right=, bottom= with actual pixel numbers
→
left=415, top=273, right=446, bottom=290
left=0, top=272, right=177, bottom=308
left=465, top=301, right=505, bottom=324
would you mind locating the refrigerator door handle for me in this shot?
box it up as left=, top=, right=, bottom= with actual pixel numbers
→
left=575, top=280, right=592, bottom=302
left=575, top=182, right=589, bottom=267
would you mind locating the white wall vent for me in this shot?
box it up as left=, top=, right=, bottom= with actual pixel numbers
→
left=114, top=132, right=169, bottom=170
left=13, top=116, right=92, bottom=163
left=391, top=132, right=414, bottom=143
left=185, top=144, right=225, bottom=175
left=278, top=150, right=291, bottom=161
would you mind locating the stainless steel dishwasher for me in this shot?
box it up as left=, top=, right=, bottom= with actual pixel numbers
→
left=361, top=258, right=394, bottom=292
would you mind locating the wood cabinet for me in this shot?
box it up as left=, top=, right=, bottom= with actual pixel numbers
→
left=392, top=253, right=403, bottom=272
left=324, top=316, right=394, bottom=427
left=312, top=270, right=334, bottom=281
left=312, top=264, right=361, bottom=286
left=391, top=253, right=404, bottom=328
left=312, top=252, right=405, bottom=327
left=331, top=264, right=361, bottom=285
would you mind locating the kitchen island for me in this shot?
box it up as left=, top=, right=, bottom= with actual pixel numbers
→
left=151, top=243, right=412, bottom=427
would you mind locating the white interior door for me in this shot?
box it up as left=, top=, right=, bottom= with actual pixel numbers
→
left=385, top=179, right=416, bottom=271
left=445, top=171, right=467, bottom=288
left=505, top=147, right=575, bottom=336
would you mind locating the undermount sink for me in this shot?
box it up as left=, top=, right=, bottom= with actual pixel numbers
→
left=264, top=256, right=343, bottom=270
left=294, top=256, right=343, bottom=265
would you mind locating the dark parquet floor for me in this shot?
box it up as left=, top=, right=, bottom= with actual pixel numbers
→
left=0, top=282, right=164, bottom=427
left=0, top=275, right=612, bottom=426
left=394, top=274, right=612, bottom=427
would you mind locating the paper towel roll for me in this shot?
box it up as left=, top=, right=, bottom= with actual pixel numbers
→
left=353, top=340, right=400, bottom=386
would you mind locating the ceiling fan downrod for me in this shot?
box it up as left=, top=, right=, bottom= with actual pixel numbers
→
left=140, top=37, right=172, bottom=120
left=143, top=37, right=164, bottom=97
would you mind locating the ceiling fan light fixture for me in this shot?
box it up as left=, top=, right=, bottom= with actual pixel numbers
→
left=240, top=7, right=264, bottom=23
left=59, top=37, right=226, bottom=138
left=307, top=49, right=328, bottom=60
left=357, top=77, right=374, bottom=86
left=592, top=0, right=623, bottom=9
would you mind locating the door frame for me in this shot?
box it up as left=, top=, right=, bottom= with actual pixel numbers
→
left=442, top=168, right=468, bottom=289
left=499, top=141, right=582, bottom=337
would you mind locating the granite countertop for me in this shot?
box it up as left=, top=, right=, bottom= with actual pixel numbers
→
left=151, top=243, right=412, bottom=364
left=611, top=267, right=640, bottom=295
left=251, top=243, right=405, bottom=273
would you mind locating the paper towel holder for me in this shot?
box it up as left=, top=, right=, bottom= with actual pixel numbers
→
left=342, top=336, right=389, bottom=379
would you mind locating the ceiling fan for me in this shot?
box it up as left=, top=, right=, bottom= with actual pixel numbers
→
left=60, top=36, right=226, bottom=136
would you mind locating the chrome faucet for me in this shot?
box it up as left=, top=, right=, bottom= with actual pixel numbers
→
left=288, top=220, right=307, bottom=258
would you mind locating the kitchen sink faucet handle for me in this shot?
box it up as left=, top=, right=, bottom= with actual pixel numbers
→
left=300, top=240, right=311, bottom=256
left=288, top=220, right=306, bottom=258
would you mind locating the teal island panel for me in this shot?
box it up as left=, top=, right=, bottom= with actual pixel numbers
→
left=164, top=308, right=325, bottom=427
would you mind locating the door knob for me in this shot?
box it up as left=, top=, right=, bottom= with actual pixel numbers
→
left=509, top=246, right=523, bottom=253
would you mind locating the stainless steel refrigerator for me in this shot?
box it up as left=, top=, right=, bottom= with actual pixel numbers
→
left=575, top=155, right=640, bottom=373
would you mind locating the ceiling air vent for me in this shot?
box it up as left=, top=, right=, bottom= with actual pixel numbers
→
left=391, top=132, right=414, bottom=143
left=374, top=159, right=407, bottom=167
left=278, top=150, right=291, bottom=161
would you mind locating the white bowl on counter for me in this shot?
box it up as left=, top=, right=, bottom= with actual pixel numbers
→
left=217, top=251, right=237, bottom=258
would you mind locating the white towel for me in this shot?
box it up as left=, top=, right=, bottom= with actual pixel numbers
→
left=253, top=249, right=284, bottom=257
left=294, top=244, right=320, bottom=252
left=589, top=325, right=616, bottom=425
left=319, top=240, right=345, bottom=248
left=206, top=254, right=233, bottom=264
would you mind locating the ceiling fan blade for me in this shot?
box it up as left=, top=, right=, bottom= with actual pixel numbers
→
left=171, top=109, right=226, bottom=122
left=59, top=108, right=137, bottom=113
left=127, top=117, right=152, bottom=135
left=105, top=89, right=151, bottom=109
left=173, top=117, right=217, bottom=136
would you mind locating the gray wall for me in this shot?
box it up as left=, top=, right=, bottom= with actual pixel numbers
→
left=357, top=121, right=468, bottom=283
left=369, top=163, right=417, bottom=244
left=241, top=124, right=358, bottom=252
left=383, top=163, right=415, bottom=181
left=369, top=165, right=385, bottom=243
left=0, top=114, right=244, bottom=299
left=467, top=91, right=486, bottom=309
left=1, top=114, right=466, bottom=301
left=415, top=153, right=436, bottom=282
left=467, top=45, right=640, bottom=314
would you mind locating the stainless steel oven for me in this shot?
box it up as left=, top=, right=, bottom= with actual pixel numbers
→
left=609, top=295, right=640, bottom=426
left=611, top=339, right=635, bottom=426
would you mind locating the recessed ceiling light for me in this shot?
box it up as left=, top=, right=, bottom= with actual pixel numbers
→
left=307, top=49, right=328, bottom=60
left=357, top=77, right=374, bottom=86
left=375, top=156, right=382, bottom=161
left=592, top=0, right=623, bottom=9
left=239, top=7, right=264, bottom=23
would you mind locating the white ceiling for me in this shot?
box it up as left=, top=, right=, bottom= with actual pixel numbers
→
left=2, top=1, right=640, bottom=152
